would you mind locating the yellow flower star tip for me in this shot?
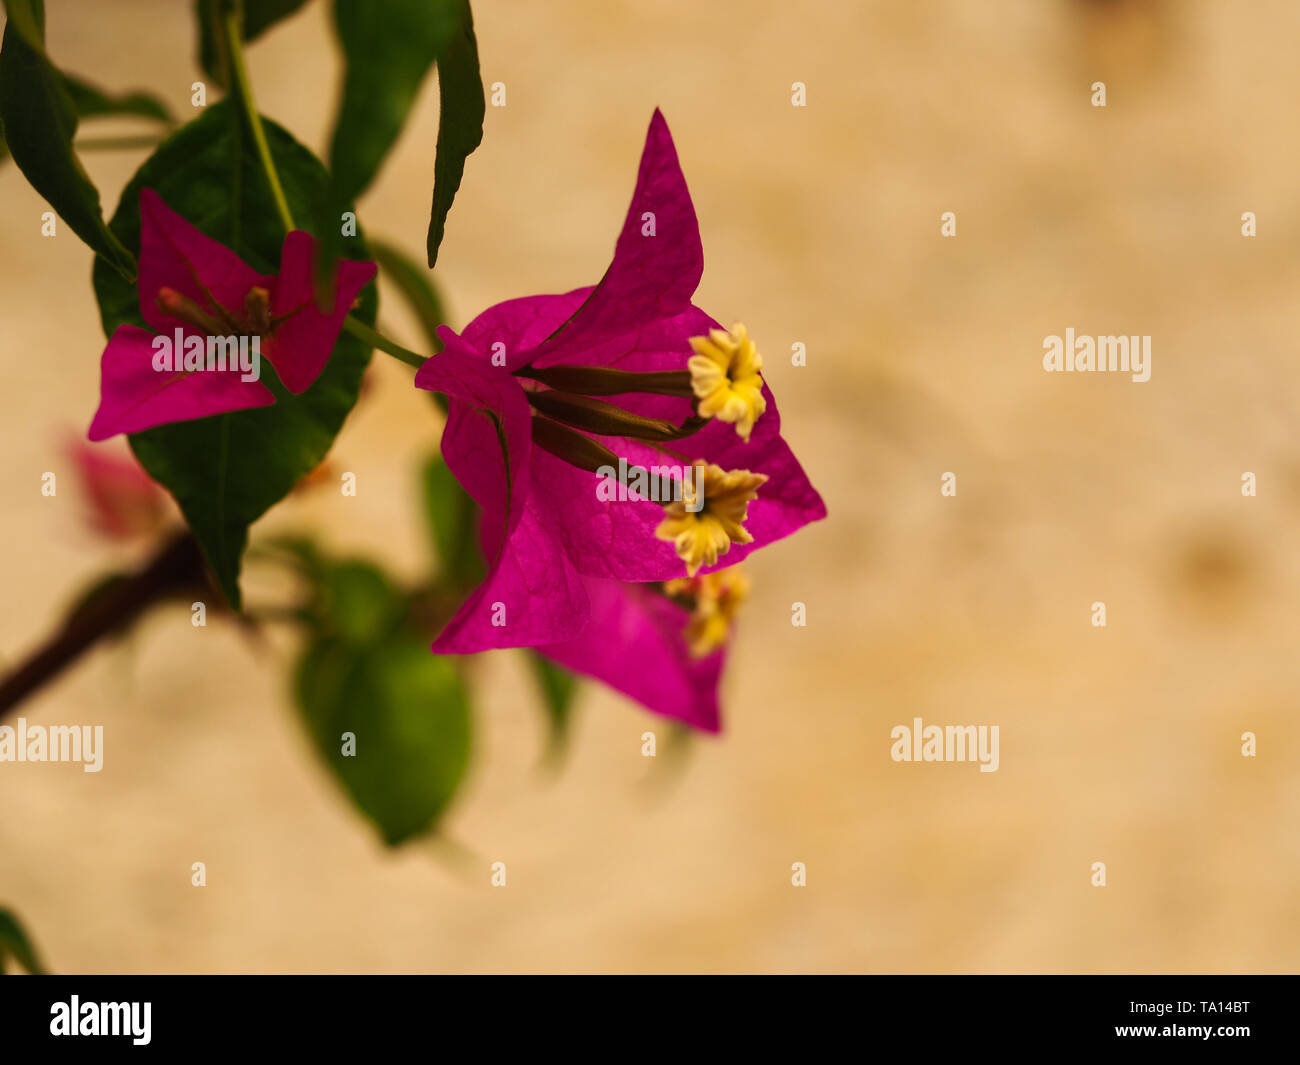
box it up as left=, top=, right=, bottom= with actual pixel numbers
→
left=686, top=322, right=766, bottom=441
left=665, top=564, right=752, bottom=657
left=654, top=464, right=766, bottom=576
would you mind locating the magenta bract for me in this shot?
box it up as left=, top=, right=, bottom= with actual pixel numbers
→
left=88, top=189, right=375, bottom=441
left=415, top=110, right=826, bottom=689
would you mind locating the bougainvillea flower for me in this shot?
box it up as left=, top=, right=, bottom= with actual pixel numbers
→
left=688, top=323, right=766, bottom=442
left=416, top=109, right=825, bottom=654
left=664, top=564, right=751, bottom=661
left=65, top=436, right=170, bottom=540
left=88, top=188, right=375, bottom=441
left=536, top=575, right=728, bottom=732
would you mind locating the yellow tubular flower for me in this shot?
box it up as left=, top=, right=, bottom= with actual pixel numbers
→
left=656, top=462, right=767, bottom=577
left=688, top=322, right=767, bottom=441
left=665, top=565, right=751, bottom=657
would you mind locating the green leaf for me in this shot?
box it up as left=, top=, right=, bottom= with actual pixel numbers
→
left=92, top=100, right=378, bottom=609
left=319, top=0, right=482, bottom=271
left=195, top=0, right=313, bottom=88
left=315, top=560, right=403, bottom=643
left=311, top=1, right=475, bottom=307
left=421, top=452, right=482, bottom=591
left=0, top=0, right=42, bottom=50
left=528, top=652, right=577, bottom=753
left=327, top=0, right=465, bottom=206
left=0, top=0, right=136, bottom=278
left=295, top=633, right=471, bottom=846
left=290, top=549, right=473, bottom=845
left=61, top=72, right=174, bottom=124
left=1, top=71, right=172, bottom=169
left=371, top=239, right=447, bottom=355
left=425, top=2, right=483, bottom=267
left=0, top=907, right=48, bottom=975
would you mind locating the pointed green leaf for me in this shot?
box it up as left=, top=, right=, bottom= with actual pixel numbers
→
left=0, top=907, right=48, bottom=975
left=1, top=0, right=42, bottom=51
left=311, top=1, right=472, bottom=307
left=294, top=556, right=471, bottom=847
left=528, top=652, right=577, bottom=753
left=0, top=0, right=136, bottom=278
left=425, top=2, right=483, bottom=267
left=421, top=452, right=482, bottom=591
left=327, top=0, right=465, bottom=206
left=1, top=70, right=172, bottom=169
left=296, top=636, right=470, bottom=846
left=61, top=72, right=174, bottom=124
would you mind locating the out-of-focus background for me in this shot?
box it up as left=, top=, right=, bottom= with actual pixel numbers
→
left=2, top=0, right=1299, bottom=973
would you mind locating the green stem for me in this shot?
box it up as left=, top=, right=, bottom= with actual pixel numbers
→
left=223, top=9, right=295, bottom=232
left=220, top=8, right=433, bottom=372
left=343, top=317, right=427, bottom=369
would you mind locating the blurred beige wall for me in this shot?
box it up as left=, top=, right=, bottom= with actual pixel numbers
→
left=1, top=0, right=1298, bottom=972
